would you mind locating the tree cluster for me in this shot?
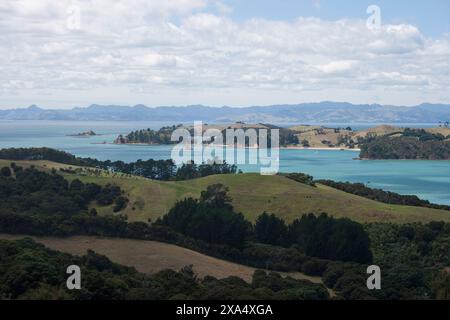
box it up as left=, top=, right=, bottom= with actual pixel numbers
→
left=0, top=147, right=238, bottom=181
left=360, top=136, right=450, bottom=160
left=283, top=173, right=316, bottom=186
left=255, top=212, right=373, bottom=264
left=0, top=164, right=128, bottom=220
left=115, top=125, right=182, bottom=145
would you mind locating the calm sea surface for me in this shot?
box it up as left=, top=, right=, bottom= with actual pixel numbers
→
left=1, top=120, right=449, bottom=205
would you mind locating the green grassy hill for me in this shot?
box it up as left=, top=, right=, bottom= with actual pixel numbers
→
left=2, top=159, right=450, bottom=224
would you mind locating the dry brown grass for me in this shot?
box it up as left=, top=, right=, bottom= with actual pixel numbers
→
left=0, top=234, right=322, bottom=284
left=427, top=127, right=450, bottom=137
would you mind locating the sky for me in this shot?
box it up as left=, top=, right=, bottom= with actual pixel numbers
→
left=0, top=0, right=450, bottom=109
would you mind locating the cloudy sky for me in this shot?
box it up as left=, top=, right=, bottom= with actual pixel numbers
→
left=1, top=0, right=450, bottom=109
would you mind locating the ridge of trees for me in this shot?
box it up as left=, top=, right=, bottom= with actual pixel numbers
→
left=0, top=147, right=237, bottom=180
left=0, top=164, right=127, bottom=218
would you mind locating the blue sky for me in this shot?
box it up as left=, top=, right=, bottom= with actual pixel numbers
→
left=224, top=0, right=450, bottom=37
left=1, top=0, right=450, bottom=109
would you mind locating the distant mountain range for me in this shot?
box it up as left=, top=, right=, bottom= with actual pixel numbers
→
left=0, top=102, right=449, bottom=123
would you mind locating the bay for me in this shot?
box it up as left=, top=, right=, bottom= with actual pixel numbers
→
left=1, top=120, right=449, bottom=205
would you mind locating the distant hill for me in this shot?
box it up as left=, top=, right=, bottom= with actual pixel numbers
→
left=1, top=102, right=450, bottom=123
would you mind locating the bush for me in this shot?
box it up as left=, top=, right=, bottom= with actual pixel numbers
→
left=284, top=173, right=315, bottom=186
left=0, top=166, right=11, bottom=177
left=113, top=196, right=129, bottom=212
left=301, top=259, right=329, bottom=276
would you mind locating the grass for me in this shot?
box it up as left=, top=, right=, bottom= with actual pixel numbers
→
left=0, top=234, right=323, bottom=285
left=2, top=159, right=450, bottom=224
left=288, top=126, right=349, bottom=148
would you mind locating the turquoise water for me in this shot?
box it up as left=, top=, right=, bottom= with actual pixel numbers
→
left=1, top=120, right=449, bottom=205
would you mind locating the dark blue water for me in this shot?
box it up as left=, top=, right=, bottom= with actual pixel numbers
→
left=1, top=120, right=449, bottom=205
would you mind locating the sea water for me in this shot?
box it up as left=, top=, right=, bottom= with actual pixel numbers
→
left=0, top=120, right=449, bottom=205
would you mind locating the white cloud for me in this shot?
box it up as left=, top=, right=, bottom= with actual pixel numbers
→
left=0, top=0, right=449, bottom=108
left=317, top=60, right=358, bottom=74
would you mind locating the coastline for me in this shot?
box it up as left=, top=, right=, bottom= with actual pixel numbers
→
left=356, top=157, right=450, bottom=161
left=113, top=141, right=361, bottom=151
left=282, top=146, right=361, bottom=152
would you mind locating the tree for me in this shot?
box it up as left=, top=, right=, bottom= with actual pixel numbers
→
left=254, top=212, right=288, bottom=246
left=200, top=184, right=232, bottom=209
left=301, top=139, right=310, bottom=147
left=113, top=196, right=129, bottom=212
left=157, top=184, right=250, bottom=248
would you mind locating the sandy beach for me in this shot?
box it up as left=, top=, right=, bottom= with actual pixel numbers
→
left=282, top=146, right=361, bottom=151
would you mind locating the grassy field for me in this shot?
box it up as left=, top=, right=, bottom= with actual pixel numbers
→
left=286, top=125, right=450, bottom=148
left=0, top=234, right=322, bottom=284
left=2, top=159, right=450, bottom=224
left=291, top=127, right=353, bottom=148
left=287, top=124, right=403, bottom=148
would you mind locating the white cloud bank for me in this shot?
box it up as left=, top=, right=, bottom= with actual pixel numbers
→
left=0, top=0, right=449, bottom=108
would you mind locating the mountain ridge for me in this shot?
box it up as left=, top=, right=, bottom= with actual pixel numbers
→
left=0, top=102, right=449, bottom=123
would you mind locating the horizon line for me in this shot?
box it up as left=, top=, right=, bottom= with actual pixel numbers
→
left=2, top=101, right=450, bottom=111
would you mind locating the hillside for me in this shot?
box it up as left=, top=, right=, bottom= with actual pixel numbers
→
left=2, top=159, right=450, bottom=224
left=0, top=234, right=321, bottom=285
left=290, top=125, right=450, bottom=149
left=288, top=125, right=354, bottom=148
left=360, top=128, right=450, bottom=160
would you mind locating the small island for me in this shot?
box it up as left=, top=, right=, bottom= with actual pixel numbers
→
left=113, top=123, right=301, bottom=147
left=113, top=123, right=450, bottom=160
left=67, top=130, right=99, bottom=137
left=113, top=123, right=365, bottom=149
left=114, top=125, right=181, bottom=145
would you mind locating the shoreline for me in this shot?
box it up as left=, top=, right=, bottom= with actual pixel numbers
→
left=112, top=142, right=361, bottom=151
left=282, top=146, right=361, bottom=151
left=356, top=157, right=450, bottom=161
